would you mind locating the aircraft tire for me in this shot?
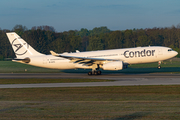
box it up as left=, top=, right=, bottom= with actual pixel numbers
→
left=88, top=71, right=92, bottom=75
left=94, top=71, right=98, bottom=75
left=97, top=71, right=101, bottom=75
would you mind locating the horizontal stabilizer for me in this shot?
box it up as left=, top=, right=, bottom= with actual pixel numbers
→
left=13, top=57, right=31, bottom=63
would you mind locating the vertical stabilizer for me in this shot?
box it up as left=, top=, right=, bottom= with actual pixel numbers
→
left=6, top=32, right=43, bottom=58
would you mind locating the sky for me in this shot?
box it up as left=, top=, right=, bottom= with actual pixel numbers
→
left=1, top=0, right=180, bottom=32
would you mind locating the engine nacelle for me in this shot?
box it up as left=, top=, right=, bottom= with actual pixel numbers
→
left=102, top=61, right=123, bottom=70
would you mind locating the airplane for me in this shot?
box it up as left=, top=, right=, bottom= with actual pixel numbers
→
left=6, top=32, right=178, bottom=75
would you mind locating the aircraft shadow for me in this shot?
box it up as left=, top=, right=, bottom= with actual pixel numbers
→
left=61, top=67, right=180, bottom=74
left=105, top=112, right=151, bottom=120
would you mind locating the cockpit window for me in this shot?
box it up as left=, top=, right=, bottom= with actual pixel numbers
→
left=168, top=49, right=172, bottom=51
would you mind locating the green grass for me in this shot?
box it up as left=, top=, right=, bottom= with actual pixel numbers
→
left=0, top=58, right=180, bottom=73
left=0, top=61, right=61, bottom=73
left=0, top=59, right=179, bottom=119
left=129, top=58, right=180, bottom=68
left=0, top=78, right=112, bottom=84
left=0, top=85, right=180, bottom=119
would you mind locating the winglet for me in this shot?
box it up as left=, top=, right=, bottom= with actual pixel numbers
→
left=50, top=50, right=59, bottom=56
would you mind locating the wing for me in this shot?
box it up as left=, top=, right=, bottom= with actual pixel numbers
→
left=50, top=51, right=120, bottom=66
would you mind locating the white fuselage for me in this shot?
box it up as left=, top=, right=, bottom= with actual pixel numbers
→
left=19, top=46, right=178, bottom=70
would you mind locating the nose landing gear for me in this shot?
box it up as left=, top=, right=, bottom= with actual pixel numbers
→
left=158, top=61, right=161, bottom=69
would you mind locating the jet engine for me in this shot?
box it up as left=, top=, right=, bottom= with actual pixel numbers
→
left=102, top=61, right=123, bottom=70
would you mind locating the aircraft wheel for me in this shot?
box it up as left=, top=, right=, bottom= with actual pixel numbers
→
left=97, top=71, right=101, bottom=75
left=88, top=71, right=92, bottom=75
left=94, top=71, right=98, bottom=75
left=158, top=66, right=161, bottom=69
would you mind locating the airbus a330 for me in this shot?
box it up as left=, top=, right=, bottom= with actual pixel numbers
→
left=6, top=32, right=178, bottom=75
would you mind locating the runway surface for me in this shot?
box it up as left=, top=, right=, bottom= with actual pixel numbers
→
left=0, top=73, right=180, bottom=88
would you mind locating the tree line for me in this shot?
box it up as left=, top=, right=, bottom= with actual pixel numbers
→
left=0, top=24, right=179, bottom=60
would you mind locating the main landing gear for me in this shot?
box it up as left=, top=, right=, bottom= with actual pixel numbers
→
left=88, top=64, right=102, bottom=75
left=88, top=70, right=101, bottom=75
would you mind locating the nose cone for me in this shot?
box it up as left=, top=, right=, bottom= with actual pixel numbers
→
left=174, top=51, right=178, bottom=56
